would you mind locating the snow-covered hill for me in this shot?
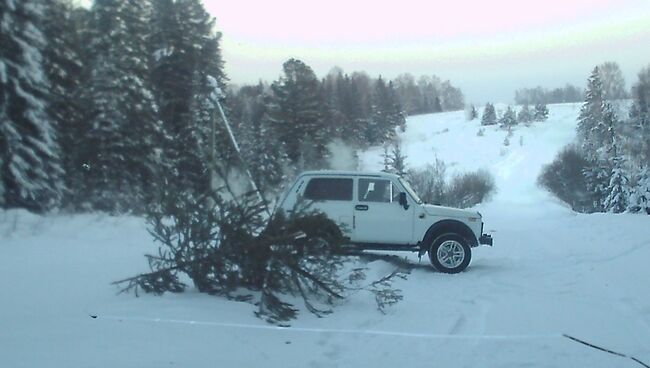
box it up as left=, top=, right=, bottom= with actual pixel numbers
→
left=2, top=104, right=649, bottom=368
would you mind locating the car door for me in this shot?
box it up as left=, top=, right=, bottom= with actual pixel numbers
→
left=301, top=177, right=354, bottom=237
left=352, top=178, right=414, bottom=244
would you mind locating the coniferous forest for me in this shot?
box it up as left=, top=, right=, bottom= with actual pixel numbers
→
left=2, top=0, right=648, bottom=217
left=0, top=0, right=469, bottom=214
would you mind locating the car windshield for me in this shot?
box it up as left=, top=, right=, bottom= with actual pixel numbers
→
left=399, top=177, right=423, bottom=205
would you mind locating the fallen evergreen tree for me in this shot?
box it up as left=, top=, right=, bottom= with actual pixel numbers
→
left=114, top=189, right=410, bottom=324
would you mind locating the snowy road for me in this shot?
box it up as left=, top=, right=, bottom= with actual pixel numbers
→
left=2, top=104, right=650, bottom=367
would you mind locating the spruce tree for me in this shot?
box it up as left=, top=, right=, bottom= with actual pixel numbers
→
left=499, top=106, right=517, bottom=127
left=577, top=67, right=610, bottom=161
left=517, top=104, right=532, bottom=124
left=629, top=65, right=650, bottom=164
left=84, top=0, right=163, bottom=212
left=583, top=160, right=610, bottom=213
left=269, top=59, right=328, bottom=167
left=42, top=0, right=86, bottom=208
left=533, top=103, right=549, bottom=122
left=603, top=153, right=629, bottom=213
left=337, top=74, right=366, bottom=145
left=628, top=168, right=650, bottom=214
left=230, top=84, right=290, bottom=194
left=481, top=103, right=497, bottom=126
left=149, top=0, right=228, bottom=199
left=388, top=140, right=408, bottom=177
left=368, top=77, right=391, bottom=144
left=0, top=0, right=65, bottom=210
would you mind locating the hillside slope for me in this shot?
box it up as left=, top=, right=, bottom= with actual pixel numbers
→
left=1, top=104, right=649, bottom=368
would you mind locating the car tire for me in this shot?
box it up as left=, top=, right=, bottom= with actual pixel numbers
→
left=428, top=233, right=471, bottom=274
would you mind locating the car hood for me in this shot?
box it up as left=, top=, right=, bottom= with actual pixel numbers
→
left=422, top=204, right=479, bottom=219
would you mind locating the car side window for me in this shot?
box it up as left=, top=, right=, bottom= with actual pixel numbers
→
left=358, top=178, right=394, bottom=203
left=303, top=178, right=353, bottom=201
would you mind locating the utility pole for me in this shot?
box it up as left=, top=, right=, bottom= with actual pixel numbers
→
left=207, top=77, right=271, bottom=217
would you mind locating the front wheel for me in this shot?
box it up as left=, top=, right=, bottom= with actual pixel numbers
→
left=428, top=233, right=472, bottom=274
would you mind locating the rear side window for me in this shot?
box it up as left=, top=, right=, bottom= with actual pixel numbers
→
left=303, top=178, right=353, bottom=201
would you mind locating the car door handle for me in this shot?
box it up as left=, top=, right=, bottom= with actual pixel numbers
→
left=355, top=205, right=369, bottom=211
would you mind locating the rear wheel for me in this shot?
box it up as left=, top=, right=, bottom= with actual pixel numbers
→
left=428, top=233, right=471, bottom=274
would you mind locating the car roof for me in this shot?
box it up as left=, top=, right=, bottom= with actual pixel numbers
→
left=298, top=170, right=401, bottom=180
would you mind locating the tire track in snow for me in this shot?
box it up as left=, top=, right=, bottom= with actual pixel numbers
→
left=93, top=314, right=560, bottom=340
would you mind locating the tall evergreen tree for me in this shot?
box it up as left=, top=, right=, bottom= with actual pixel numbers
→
left=42, top=0, right=87, bottom=208
left=499, top=106, right=517, bottom=127
left=628, top=167, right=650, bottom=214
left=0, top=0, right=65, bottom=210
left=368, top=77, right=404, bottom=145
left=533, top=103, right=549, bottom=122
left=481, top=103, right=497, bottom=126
left=582, top=160, right=610, bottom=213
left=84, top=0, right=163, bottom=212
left=229, top=84, right=290, bottom=194
left=629, top=65, right=650, bottom=164
left=577, top=67, right=609, bottom=161
left=469, top=105, right=478, bottom=120
left=603, top=153, right=629, bottom=213
left=517, top=104, right=532, bottom=124
left=268, top=59, right=328, bottom=167
left=149, top=0, right=229, bottom=199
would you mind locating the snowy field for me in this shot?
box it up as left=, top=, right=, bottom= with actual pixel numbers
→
left=2, top=103, right=650, bottom=367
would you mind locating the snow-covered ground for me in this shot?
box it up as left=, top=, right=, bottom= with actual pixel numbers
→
left=2, top=103, right=650, bottom=367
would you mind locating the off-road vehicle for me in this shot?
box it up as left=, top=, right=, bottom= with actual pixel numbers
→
left=278, top=171, right=493, bottom=273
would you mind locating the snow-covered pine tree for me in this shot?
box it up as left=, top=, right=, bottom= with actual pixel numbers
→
left=0, top=0, right=65, bottom=211
left=388, top=140, right=408, bottom=177
left=321, top=69, right=346, bottom=140
left=432, top=96, right=443, bottom=113
left=42, top=0, right=87, bottom=208
left=481, top=103, right=497, bottom=126
left=149, top=0, right=229, bottom=199
left=517, top=104, right=532, bottom=124
left=499, top=106, right=517, bottom=127
left=229, top=84, right=290, bottom=195
left=465, top=104, right=478, bottom=120
left=533, top=103, right=549, bottom=122
left=387, top=81, right=406, bottom=133
left=577, top=67, right=607, bottom=160
left=582, top=160, right=610, bottom=213
left=471, top=105, right=478, bottom=120
left=603, top=154, right=629, bottom=213
left=628, top=167, right=650, bottom=214
left=629, top=65, right=650, bottom=165
left=268, top=59, right=328, bottom=167
left=585, top=104, right=624, bottom=212
left=368, top=77, right=404, bottom=145
left=337, top=74, right=366, bottom=145
left=84, top=0, right=163, bottom=212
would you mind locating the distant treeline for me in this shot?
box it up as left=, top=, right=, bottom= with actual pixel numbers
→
left=515, top=62, right=631, bottom=105
left=514, top=84, right=584, bottom=105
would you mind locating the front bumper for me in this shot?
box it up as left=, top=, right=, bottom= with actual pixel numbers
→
left=479, top=234, right=493, bottom=246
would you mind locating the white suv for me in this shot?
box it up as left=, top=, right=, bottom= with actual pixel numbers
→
left=278, top=171, right=493, bottom=273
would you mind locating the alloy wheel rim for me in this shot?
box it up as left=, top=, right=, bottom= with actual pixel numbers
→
left=437, top=240, right=465, bottom=268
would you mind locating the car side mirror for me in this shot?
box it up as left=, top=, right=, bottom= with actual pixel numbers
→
left=398, top=192, right=409, bottom=210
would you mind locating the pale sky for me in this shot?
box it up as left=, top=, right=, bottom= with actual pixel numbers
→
left=204, top=0, right=650, bottom=104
